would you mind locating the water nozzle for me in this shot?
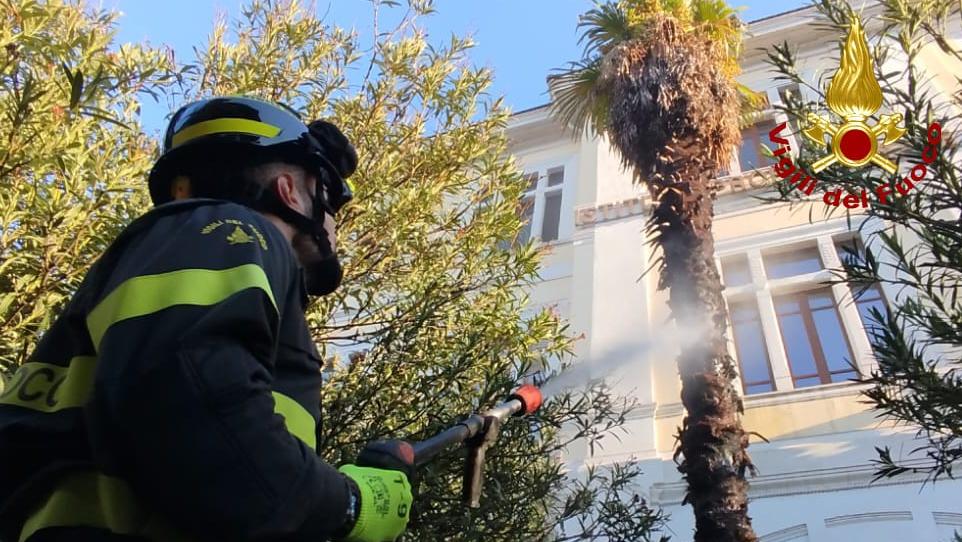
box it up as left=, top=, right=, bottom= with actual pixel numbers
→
left=508, top=384, right=543, bottom=416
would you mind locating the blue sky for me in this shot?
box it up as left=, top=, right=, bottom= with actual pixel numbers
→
left=97, top=0, right=810, bottom=133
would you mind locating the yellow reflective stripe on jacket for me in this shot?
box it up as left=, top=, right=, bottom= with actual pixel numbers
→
left=0, top=357, right=96, bottom=412
left=171, top=118, right=281, bottom=148
left=272, top=391, right=316, bottom=449
left=86, top=264, right=277, bottom=351
left=19, top=471, right=193, bottom=542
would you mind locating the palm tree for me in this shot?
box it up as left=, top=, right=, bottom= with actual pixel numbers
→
left=550, top=1, right=759, bottom=541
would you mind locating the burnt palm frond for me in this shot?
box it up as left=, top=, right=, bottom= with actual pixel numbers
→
left=606, top=17, right=740, bottom=181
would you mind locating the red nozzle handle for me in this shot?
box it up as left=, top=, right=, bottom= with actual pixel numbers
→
left=510, top=384, right=543, bottom=415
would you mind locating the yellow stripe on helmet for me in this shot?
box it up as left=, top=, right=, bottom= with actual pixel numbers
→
left=171, top=118, right=281, bottom=148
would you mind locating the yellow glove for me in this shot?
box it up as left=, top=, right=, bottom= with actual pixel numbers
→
left=338, top=464, right=412, bottom=542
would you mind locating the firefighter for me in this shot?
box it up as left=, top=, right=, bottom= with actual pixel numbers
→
left=0, top=96, right=413, bottom=542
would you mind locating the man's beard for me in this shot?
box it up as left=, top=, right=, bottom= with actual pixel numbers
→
left=292, top=230, right=343, bottom=296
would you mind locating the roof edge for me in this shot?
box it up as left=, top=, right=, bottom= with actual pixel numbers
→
left=746, top=4, right=813, bottom=25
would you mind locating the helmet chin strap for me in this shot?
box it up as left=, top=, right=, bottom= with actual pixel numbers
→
left=236, top=179, right=343, bottom=296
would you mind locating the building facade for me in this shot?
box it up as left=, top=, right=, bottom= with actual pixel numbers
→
left=506, top=5, right=962, bottom=541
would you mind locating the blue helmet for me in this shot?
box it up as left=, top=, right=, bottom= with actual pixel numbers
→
left=147, top=96, right=356, bottom=214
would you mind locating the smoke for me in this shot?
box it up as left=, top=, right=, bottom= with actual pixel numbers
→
left=539, top=318, right=713, bottom=398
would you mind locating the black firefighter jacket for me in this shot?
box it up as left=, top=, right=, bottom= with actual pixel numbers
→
left=0, top=199, right=351, bottom=541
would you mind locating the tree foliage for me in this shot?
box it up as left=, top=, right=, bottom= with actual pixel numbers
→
left=763, top=0, right=962, bottom=482
left=0, top=0, right=666, bottom=539
left=0, top=0, right=182, bottom=365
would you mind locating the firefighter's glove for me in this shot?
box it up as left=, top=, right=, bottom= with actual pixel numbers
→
left=338, top=464, right=412, bottom=542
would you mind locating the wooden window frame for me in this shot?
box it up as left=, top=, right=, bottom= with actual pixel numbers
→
left=774, top=288, right=858, bottom=386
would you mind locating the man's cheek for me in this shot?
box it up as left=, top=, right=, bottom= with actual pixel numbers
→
left=323, top=214, right=337, bottom=253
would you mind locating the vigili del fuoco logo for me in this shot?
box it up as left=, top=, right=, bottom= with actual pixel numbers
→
left=767, top=16, right=942, bottom=208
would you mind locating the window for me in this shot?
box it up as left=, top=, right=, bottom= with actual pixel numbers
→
left=737, top=120, right=777, bottom=173
left=763, top=247, right=822, bottom=279
left=547, top=166, right=564, bottom=186
left=777, top=83, right=801, bottom=106
left=853, top=284, right=888, bottom=347
left=722, top=255, right=751, bottom=287
left=520, top=302, right=568, bottom=386
left=724, top=235, right=881, bottom=396
left=518, top=165, right=567, bottom=243
left=776, top=83, right=802, bottom=134
left=730, top=300, right=775, bottom=394
left=836, top=237, right=889, bottom=347
left=835, top=237, right=865, bottom=268
left=524, top=172, right=538, bottom=191
left=542, top=192, right=562, bottom=241
left=519, top=196, right=534, bottom=244
left=774, top=288, right=857, bottom=387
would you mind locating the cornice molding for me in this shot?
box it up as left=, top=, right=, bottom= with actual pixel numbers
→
left=633, top=402, right=657, bottom=419
left=654, top=402, right=685, bottom=419
left=649, top=461, right=937, bottom=506
left=933, top=511, right=962, bottom=527
left=573, top=167, right=791, bottom=231
left=650, top=381, right=868, bottom=421
left=760, top=524, right=809, bottom=542
left=824, top=510, right=913, bottom=528
left=742, top=381, right=868, bottom=409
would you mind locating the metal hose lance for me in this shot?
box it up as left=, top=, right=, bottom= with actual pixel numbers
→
left=410, top=385, right=543, bottom=467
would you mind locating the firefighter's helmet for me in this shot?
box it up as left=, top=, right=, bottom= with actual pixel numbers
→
left=147, top=96, right=356, bottom=214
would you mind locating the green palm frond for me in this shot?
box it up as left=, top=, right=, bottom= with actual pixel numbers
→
left=549, top=58, right=609, bottom=137
left=552, top=0, right=752, bottom=135
left=691, top=0, right=739, bottom=24
left=578, top=2, right=637, bottom=58
left=662, top=0, right=695, bottom=23
left=691, top=0, right=744, bottom=72
left=737, top=81, right=769, bottom=127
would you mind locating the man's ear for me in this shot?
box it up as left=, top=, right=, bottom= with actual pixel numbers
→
left=170, top=176, right=192, bottom=200
left=272, top=171, right=308, bottom=214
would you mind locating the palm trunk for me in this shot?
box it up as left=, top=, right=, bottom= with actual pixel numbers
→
left=552, top=8, right=759, bottom=538
left=648, top=152, right=756, bottom=542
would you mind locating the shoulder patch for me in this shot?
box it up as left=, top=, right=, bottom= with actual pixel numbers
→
left=227, top=226, right=253, bottom=245
left=201, top=219, right=269, bottom=250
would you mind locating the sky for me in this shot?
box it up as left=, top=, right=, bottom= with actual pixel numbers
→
left=97, top=0, right=810, bottom=134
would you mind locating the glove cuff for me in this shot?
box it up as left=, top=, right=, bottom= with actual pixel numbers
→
left=345, top=475, right=373, bottom=540
left=337, top=464, right=411, bottom=542
left=333, top=477, right=361, bottom=540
